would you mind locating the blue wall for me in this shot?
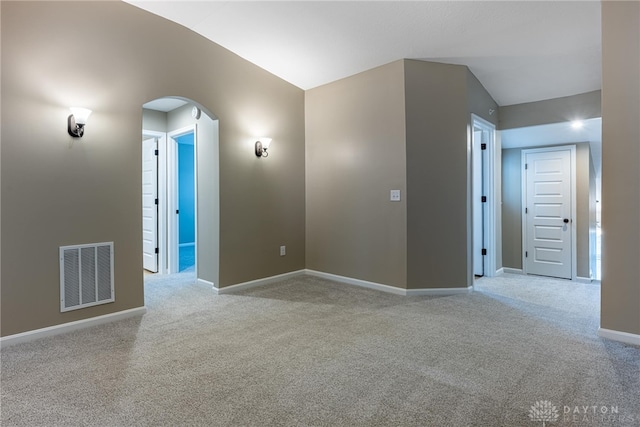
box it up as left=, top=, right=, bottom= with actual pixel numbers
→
left=176, top=134, right=195, bottom=244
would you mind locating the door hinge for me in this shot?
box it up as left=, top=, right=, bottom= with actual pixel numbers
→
left=154, top=149, right=159, bottom=156
left=481, top=196, right=487, bottom=203
left=525, top=163, right=528, bottom=170
left=481, top=143, right=487, bottom=150
left=525, top=207, right=528, bottom=214
left=482, top=248, right=487, bottom=256
left=176, top=209, right=179, bottom=214
left=525, top=251, right=528, bottom=258
left=155, top=247, right=159, bottom=254
left=154, top=198, right=158, bottom=205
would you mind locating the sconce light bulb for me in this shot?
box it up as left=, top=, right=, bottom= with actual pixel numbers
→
left=70, top=107, right=92, bottom=125
left=259, top=138, right=272, bottom=149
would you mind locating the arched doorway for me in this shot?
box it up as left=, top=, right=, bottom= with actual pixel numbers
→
left=141, top=97, right=220, bottom=289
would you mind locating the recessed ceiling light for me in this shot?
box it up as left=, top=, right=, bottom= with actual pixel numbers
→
left=571, top=120, right=584, bottom=130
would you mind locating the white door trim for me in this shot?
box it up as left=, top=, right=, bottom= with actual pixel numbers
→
left=167, top=125, right=198, bottom=274
left=143, top=130, right=167, bottom=274
left=521, top=145, right=577, bottom=280
left=471, top=114, right=497, bottom=278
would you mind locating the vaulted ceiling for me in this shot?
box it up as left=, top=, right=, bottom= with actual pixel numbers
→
left=127, top=1, right=602, bottom=107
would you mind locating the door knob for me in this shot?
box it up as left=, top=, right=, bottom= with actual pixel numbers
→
left=563, top=218, right=569, bottom=223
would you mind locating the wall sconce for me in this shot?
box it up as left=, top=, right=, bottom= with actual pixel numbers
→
left=67, top=107, right=92, bottom=137
left=255, top=138, right=272, bottom=158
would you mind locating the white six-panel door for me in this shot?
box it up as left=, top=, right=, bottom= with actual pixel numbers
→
left=523, top=147, right=574, bottom=279
left=142, top=137, right=158, bottom=272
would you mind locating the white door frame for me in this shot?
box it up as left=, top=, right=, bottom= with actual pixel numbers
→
left=142, top=130, right=168, bottom=274
left=167, top=125, right=198, bottom=274
left=471, top=114, right=497, bottom=278
left=521, top=145, right=577, bottom=280
left=472, top=129, right=485, bottom=276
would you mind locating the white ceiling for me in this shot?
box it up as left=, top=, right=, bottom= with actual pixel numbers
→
left=143, top=97, right=188, bottom=112
left=132, top=1, right=602, bottom=178
left=126, top=0, right=602, bottom=107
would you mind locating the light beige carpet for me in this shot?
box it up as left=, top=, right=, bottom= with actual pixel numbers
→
left=1, top=273, right=638, bottom=426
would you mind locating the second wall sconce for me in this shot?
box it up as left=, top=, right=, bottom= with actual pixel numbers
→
left=68, top=107, right=92, bottom=138
left=255, top=137, right=272, bottom=158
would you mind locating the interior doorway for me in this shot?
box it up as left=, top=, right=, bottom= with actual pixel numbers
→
left=521, top=145, right=576, bottom=280
left=500, top=118, right=601, bottom=282
left=141, top=97, right=221, bottom=289
left=471, top=114, right=497, bottom=279
left=168, top=127, right=197, bottom=273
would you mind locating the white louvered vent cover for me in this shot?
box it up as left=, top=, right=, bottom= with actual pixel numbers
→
left=60, top=242, right=114, bottom=312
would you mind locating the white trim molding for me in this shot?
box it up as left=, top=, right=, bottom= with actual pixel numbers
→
left=214, top=270, right=306, bottom=294
left=197, top=278, right=215, bottom=288
left=575, top=276, right=593, bottom=284
left=471, top=114, right=498, bottom=278
left=503, top=268, right=524, bottom=275
left=405, top=287, right=472, bottom=296
left=306, top=270, right=471, bottom=296
left=598, top=328, right=640, bottom=346
left=212, top=269, right=473, bottom=297
left=305, top=270, right=406, bottom=295
left=0, top=307, right=147, bottom=348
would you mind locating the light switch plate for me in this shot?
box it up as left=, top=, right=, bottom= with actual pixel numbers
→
left=390, top=190, right=401, bottom=202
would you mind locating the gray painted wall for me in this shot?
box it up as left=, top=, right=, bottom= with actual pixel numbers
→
left=405, top=60, right=470, bottom=289
left=601, top=1, right=640, bottom=335
left=0, top=1, right=305, bottom=336
left=305, top=60, right=408, bottom=288
left=499, top=90, right=601, bottom=130
left=501, top=149, right=523, bottom=269
left=4, top=1, right=636, bottom=340
left=142, top=109, right=168, bottom=133
left=306, top=59, right=499, bottom=290
left=501, top=143, right=594, bottom=278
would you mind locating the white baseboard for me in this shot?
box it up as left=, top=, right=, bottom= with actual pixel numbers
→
left=214, top=270, right=306, bottom=294
left=0, top=307, right=147, bottom=348
left=598, top=328, right=640, bottom=346
left=306, top=270, right=471, bottom=296
left=305, top=270, right=406, bottom=295
left=503, top=268, right=523, bottom=275
left=495, top=268, right=505, bottom=276
left=197, top=278, right=215, bottom=288
left=575, top=276, right=593, bottom=284
left=211, top=269, right=473, bottom=297
left=405, top=286, right=472, bottom=296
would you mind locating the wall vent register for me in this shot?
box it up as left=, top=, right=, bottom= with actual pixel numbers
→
left=59, top=242, right=114, bottom=312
